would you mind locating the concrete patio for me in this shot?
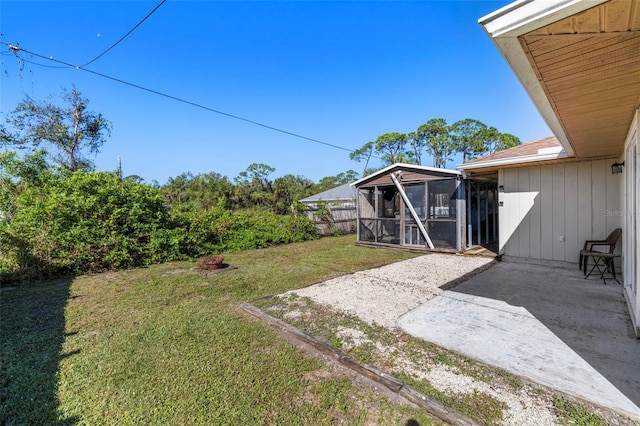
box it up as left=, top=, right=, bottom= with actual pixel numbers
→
left=398, top=260, right=640, bottom=420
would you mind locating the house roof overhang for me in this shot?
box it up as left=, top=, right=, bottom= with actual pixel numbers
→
left=458, top=148, right=570, bottom=173
left=457, top=135, right=576, bottom=174
left=479, top=0, right=640, bottom=160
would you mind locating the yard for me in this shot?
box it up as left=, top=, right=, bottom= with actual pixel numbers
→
left=1, top=236, right=619, bottom=425
left=1, top=236, right=435, bottom=425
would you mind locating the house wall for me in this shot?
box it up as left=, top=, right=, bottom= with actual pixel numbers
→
left=498, top=159, right=622, bottom=263
left=623, top=108, right=639, bottom=336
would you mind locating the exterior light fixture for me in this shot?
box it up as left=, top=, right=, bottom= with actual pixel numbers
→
left=611, top=161, right=625, bottom=174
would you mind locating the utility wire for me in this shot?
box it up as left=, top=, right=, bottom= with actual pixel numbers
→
left=1, top=1, right=165, bottom=70
left=81, top=0, right=166, bottom=68
left=4, top=42, right=364, bottom=156
left=3, top=52, right=66, bottom=69
left=2, top=46, right=68, bottom=68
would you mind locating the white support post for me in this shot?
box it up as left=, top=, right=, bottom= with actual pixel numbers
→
left=374, top=186, right=379, bottom=243
left=466, top=180, right=472, bottom=248
left=492, top=187, right=497, bottom=242
left=456, top=177, right=464, bottom=252
left=476, top=180, right=481, bottom=246
left=390, top=172, right=434, bottom=249
left=485, top=183, right=489, bottom=244
left=355, top=189, right=361, bottom=242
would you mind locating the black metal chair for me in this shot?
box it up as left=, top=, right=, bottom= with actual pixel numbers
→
left=579, top=228, right=622, bottom=281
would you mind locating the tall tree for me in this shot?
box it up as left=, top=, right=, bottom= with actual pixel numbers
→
left=313, top=170, right=358, bottom=193
left=161, top=171, right=233, bottom=211
left=415, top=118, right=452, bottom=168
left=483, top=127, right=521, bottom=154
left=374, top=132, right=410, bottom=165
left=234, top=163, right=275, bottom=190
left=497, top=133, right=521, bottom=152
left=450, top=118, right=488, bottom=163
left=272, top=174, right=315, bottom=214
left=406, top=132, right=424, bottom=165
left=6, top=85, right=112, bottom=171
left=233, top=163, right=275, bottom=209
left=349, top=141, right=374, bottom=177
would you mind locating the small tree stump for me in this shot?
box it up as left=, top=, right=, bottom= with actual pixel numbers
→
left=197, top=254, right=224, bottom=271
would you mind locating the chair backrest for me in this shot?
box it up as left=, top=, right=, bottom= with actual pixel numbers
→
left=606, top=228, right=622, bottom=251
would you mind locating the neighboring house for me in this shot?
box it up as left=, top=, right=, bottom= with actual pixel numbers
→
left=462, top=0, right=639, bottom=336
left=299, top=183, right=357, bottom=235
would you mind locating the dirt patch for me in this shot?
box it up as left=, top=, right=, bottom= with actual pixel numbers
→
left=161, top=265, right=237, bottom=277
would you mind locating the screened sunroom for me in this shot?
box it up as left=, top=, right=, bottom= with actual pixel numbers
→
left=353, top=164, right=466, bottom=251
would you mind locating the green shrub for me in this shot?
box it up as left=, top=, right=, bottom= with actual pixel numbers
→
left=176, top=206, right=318, bottom=257
left=1, top=171, right=175, bottom=281
left=0, top=172, right=319, bottom=283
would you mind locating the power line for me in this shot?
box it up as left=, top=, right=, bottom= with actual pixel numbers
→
left=2, top=46, right=68, bottom=68
left=2, top=51, right=66, bottom=69
left=1, top=1, right=165, bottom=70
left=81, top=0, right=166, bottom=67
left=3, top=42, right=364, bottom=157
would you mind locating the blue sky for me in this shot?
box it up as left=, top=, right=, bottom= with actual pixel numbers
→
left=0, top=1, right=551, bottom=185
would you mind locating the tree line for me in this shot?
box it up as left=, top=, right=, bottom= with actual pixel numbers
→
left=350, top=118, right=521, bottom=175
left=0, top=147, right=339, bottom=282
left=0, top=86, right=522, bottom=283
left=161, top=165, right=357, bottom=215
left=0, top=86, right=357, bottom=214
left=0, top=87, right=357, bottom=282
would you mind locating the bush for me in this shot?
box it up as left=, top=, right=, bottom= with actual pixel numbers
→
left=175, top=206, right=318, bottom=257
left=1, top=171, right=176, bottom=281
left=0, top=173, right=318, bottom=283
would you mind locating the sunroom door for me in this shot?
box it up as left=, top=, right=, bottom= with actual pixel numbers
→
left=403, top=184, right=426, bottom=247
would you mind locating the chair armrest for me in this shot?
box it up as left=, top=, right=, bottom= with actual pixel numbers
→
left=583, top=239, right=609, bottom=250
left=586, top=243, right=614, bottom=253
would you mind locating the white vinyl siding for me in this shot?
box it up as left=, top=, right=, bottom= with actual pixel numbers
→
left=540, top=165, right=553, bottom=260
left=552, top=164, right=565, bottom=261
left=498, top=159, right=622, bottom=263
left=528, top=167, right=542, bottom=259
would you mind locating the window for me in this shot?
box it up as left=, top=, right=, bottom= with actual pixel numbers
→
left=377, top=187, right=399, bottom=218
left=428, top=179, right=457, bottom=219
left=358, top=188, right=376, bottom=218
left=404, top=184, right=426, bottom=219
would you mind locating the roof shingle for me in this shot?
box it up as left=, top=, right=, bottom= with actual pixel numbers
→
left=465, top=136, right=561, bottom=164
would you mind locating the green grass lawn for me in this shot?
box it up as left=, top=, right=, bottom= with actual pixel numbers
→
left=1, top=236, right=441, bottom=425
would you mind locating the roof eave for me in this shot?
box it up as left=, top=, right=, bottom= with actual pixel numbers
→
left=351, top=163, right=461, bottom=187
left=300, top=198, right=355, bottom=204
left=457, top=151, right=571, bottom=171
left=478, top=0, right=606, bottom=38
left=478, top=0, right=610, bottom=159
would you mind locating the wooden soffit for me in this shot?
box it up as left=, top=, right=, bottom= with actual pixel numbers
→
left=519, top=0, right=640, bottom=159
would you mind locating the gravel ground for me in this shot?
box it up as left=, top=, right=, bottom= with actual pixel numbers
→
left=290, top=253, right=494, bottom=329
left=285, top=253, right=632, bottom=426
